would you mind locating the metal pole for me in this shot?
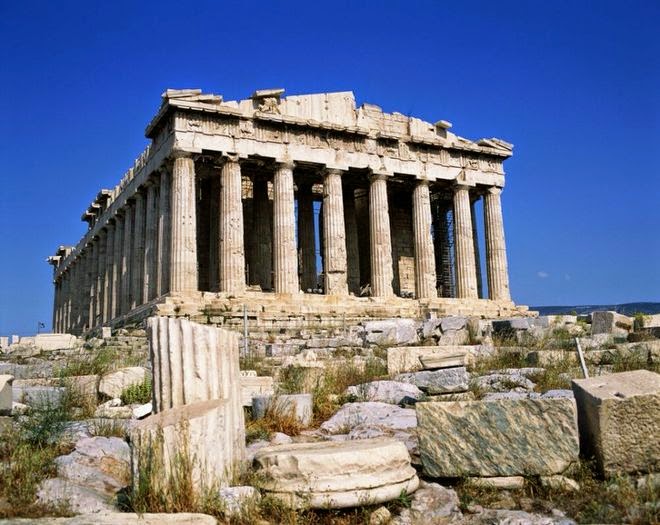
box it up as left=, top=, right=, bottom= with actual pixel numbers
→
left=576, top=337, right=589, bottom=378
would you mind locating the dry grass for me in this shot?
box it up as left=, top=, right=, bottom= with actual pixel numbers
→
left=457, top=461, right=659, bottom=524
left=246, top=397, right=306, bottom=441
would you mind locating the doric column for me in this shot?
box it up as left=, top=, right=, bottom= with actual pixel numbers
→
left=53, top=278, right=60, bottom=332
left=323, top=168, right=348, bottom=295
left=79, top=249, right=90, bottom=330
left=218, top=156, right=246, bottom=294
left=453, top=185, right=478, bottom=299
left=72, top=261, right=81, bottom=332
left=88, top=240, right=98, bottom=327
left=121, top=202, right=134, bottom=314
left=343, top=186, right=360, bottom=295
left=103, top=223, right=115, bottom=323
left=272, top=161, right=299, bottom=294
left=112, top=214, right=124, bottom=319
left=484, top=186, right=511, bottom=301
left=433, top=200, right=454, bottom=298
left=471, top=197, right=483, bottom=299
left=297, top=183, right=316, bottom=292
left=96, top=230, right=107, bottom=326
left=156, top=169, right=171, bottom=296
left=59, top=275, right=67, bottom=332
left=131, top=191, right=146, bottom=308
left=143, top=182, right=158, bottom=302
left=252, top=176, right=272, bottom=290
left=170, top=155, right=198, bottom=292
left=369, top=174, right=394, bottom=297
left=412, top=180, right=437, bottom=299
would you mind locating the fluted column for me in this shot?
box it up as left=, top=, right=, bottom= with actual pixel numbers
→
left=297, top=183, right=316, bottom=292
left=252, top=176, right=272, bottom=290
left=218, top=156, right=246, bottom=294
left=323, top=168, right=348, bottom=295
left=87, top=241, right=98, bottom=327
left=59, top=275, right=67, bottom=332
left=80, top=249, right=90, bottom=330
left=343, top=187, right=360, bottom=295
left=53, top=279, right=60, bottom=332
left=112, top=214, right=124, bottom=319
left=412, top=180, right=437, bottom=299
left=103, top=224, right=115, bottom=323
left=170, top=155, right=198, bottom=292
left=453, top=185, right=478, bottom=299
left=272, top=161, right=299, bottom=294
left=121, top=202, right=134, bottom=314
left=369, top=174, right=394, bottom=297
left=471, top=197, right=483, bottom=299
left=143, top=182, right=158, bottom=302
left=157, top=169, right=171, bottom=296
left=96, top=231, right=107, bottom=326
left=131, top=192, right=146, bottom=308
left=484, top=186, right=511, bottom=301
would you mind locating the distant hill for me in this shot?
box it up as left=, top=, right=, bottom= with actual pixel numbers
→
left=531, top=302, right=660, bottom=316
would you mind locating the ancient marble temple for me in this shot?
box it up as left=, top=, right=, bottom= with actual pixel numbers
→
left=48, top=88, right=527, bottom=334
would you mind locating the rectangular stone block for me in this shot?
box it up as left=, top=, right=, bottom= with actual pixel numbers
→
left=240, top=375, right=274, bottom=407
left=0, top=375, right=13, bottom=416
left=417, top=398, right=579, bottom=477
left=591, top=311, right=633, bottom=336
left=34, top=333, right=78, bottom=350
left=387, top=345, right=486, bottom=375
left=572, top=370, right=660, bottom=475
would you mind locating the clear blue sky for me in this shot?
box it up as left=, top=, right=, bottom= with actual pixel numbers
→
left=1, top=0, right=658, bottom=335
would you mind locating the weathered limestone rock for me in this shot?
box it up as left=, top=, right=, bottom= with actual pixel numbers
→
left=469, top=476, right=525, bottom=490
left=396, top=367, right=470, bottom=394
left=253, top=438, right=419, bottom=508
left=364, top=319, right=418, bottom=346
left=390, top=481, right=462, bottom=525
left=16, top=386, right=66, bottom=407
left=99, top=366, right=146, bottom=399
left=369, top=506, right=392, bottom=525
left=55, top=436, right=130, bottom=495
left=417, top=398, right=579, bottom=477
left=473, top=370, right=537, bottom=393
left=572, top=370, right=660, bottom=475
left=0, top=375, right=13, bottom=416
left=37, top=478, right=115, bottom=514
left=387, top=345, right=486, bottom=375
left=540, top=475, right=580, bottom=492
left=33, top=333, right=78, bottom=350
left=346, top=380, right=423, bottom=404
left=252, top=394, right=313, bottom=426
left=218, top=486, right=260, bottom=517
left=591, top=311, right=633, bottom=336
left=320, top=402, right=417, bottom=434
left=0, top=514, right=219, bottom=524
left=63, top=375, right=99, bottom=399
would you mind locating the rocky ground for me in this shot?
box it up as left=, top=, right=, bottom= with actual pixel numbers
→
left=0, top=312, right=658, bottom=524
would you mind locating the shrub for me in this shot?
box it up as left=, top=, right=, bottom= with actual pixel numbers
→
left=120, top=376, right=152, bottom=405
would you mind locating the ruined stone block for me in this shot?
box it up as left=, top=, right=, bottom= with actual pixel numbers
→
left=572, top=370, right=660, bottom=475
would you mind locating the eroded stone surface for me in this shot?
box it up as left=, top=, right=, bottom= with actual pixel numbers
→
left=0, top=375, right=13, bottom=416
left=253, top=438, right=419, bottom=508
left=98, top=366, right=146, bottom=399
left=572, top=370, right=660, bottom=475
left=417, top=398, right=579, bottom=477
left=320, top=402, right=417, bottom=434
left=396, top=367, right=470, bottom=394
left=346, top=380, right=423, bottom=404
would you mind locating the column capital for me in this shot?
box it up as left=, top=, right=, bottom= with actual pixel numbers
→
left=416, top=178, right=431, bottom=187
left=219, top=152, right=240, bottom=163
left=323, top=167, right=345, bottom=177
left=369, top=171, right=391, bottom=182
left=275, top=158, right=295, bottom=170
left=170, top=149, right=195, bottom=160
left=454, top=183, right=472, bottom=192
left=487, top=186, right=503, bottom=196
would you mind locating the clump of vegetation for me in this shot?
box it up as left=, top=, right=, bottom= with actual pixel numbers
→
left=0, top=399, right=76, bottom=518
left=88, top=418, right=127, bottom=439
left=120, top=376, right=152, bottom=405
left=246, top=397, right=306, bottom=441
left=57, top=345, right=144, bottom=378
left=456, top=460, right=659, bottom=524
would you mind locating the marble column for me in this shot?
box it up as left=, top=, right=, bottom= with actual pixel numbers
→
left=143, top=182, right=158, bottom=302
left=88, top=241, right=98, bottom=327
left=412, top=180, right=437, bottom=299
left=369, top=174, right=394, bottom=297
left=53, top=278, right=60, bottom=332
left=131, top=192, right=146, bottom=308
left=323, top=168, right=348, bottom=295
left=343, top=186, right=360, bottom=295
left=252, top=176, right=272, bottom=290
left=170, top=155, right=198, bottom=292
left=59, top=275, right=67, bottom=332
left=453, top=185, right=478, bottom=299
left=218, top=156, right=246, bottom=294
left=297, top=183, right=316, bottom=292
left=272, top=161, right=299, bottom=294
left=157, top=169, right=171, bottom=296
left=79, top=249, right=90, bottom=330
left=208, top=175, right=220, bottom=292
left=96, top=230, right=107, bottom=326
left=112, top=214, right=124, bottom=319
left=121, top=202, right=134, bottom=314
left=433, top=200, right=454, bottom=298
left=484, top=186, right=511, bottom=301
left=471, top=197, right=483, bottom=299
left=103, top=223, right=115, bottom=323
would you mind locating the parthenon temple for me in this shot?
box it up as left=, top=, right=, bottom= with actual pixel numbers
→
left=48, top=88, right=528, bottom=335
